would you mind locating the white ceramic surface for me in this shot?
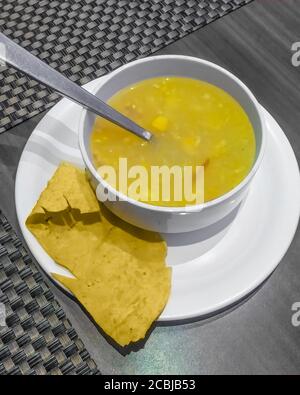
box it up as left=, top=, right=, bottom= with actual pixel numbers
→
left=15, top=77, right=300, bottom=321
left=79, top=55, right=266, bottom=233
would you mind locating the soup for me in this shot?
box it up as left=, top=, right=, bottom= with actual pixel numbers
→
left=91, top=77, right=255, bottom=206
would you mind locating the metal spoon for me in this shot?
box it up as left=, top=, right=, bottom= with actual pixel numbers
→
left=0, top=33, right=152, bottom=141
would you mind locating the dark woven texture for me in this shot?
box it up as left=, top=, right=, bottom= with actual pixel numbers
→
left=0, top=0, right=252, bottom=132
left=0, top=211, right=100, bottom=375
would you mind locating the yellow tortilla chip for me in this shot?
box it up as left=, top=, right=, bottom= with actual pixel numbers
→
left=26, top=162, right=171, bottom=347
left=100, top=204, right=167, bottom=269
left=28, top=162, right=99, bottom=216
left=53, top=241, right=171, bottom=346
left=26, top=163, right=107, bottom=274
left=27, top=213, right=106, bottom=275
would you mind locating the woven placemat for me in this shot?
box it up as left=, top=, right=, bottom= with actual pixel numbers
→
left=0, top=211, right=100, bottom=375
left=0, top=0, right=253, bottom=132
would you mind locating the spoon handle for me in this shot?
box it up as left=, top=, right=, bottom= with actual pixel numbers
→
left=0, top=33, right=151, bottom=141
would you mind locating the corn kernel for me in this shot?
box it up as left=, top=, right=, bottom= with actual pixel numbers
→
left=152, top=115, right=168, bottom=132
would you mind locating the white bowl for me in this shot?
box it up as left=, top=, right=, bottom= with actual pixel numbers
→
left=79, top=55, right=266, bottom=233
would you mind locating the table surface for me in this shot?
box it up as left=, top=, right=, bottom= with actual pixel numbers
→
left=1, top=0, right=300, bottom=375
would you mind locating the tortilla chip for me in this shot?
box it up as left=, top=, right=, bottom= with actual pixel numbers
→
left=28, top=162, right=99, bottom=216
left=53, top=241, right=171, bottom=346
left=27, top=214, right=106, bottom=275
left=26, top=162, right=171, bottom=347
left=26, top=163, right=107, bottom=274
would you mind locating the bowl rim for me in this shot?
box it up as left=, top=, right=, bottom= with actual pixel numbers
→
left=79, top=54, right=266, bottom=213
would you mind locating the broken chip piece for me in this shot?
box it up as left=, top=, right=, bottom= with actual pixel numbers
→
left=26, top=162, right=171, bottom=347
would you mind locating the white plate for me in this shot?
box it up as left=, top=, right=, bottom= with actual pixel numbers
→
left=15, top=77, right=300, bottom=321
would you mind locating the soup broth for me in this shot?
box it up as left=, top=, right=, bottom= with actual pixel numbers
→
left=91, top=77, right=255, bottom=206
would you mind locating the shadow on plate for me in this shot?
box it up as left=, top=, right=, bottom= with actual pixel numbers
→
left=157, top=275, right=271, bottom=328
left=165, top=202, right=242, bottom=265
